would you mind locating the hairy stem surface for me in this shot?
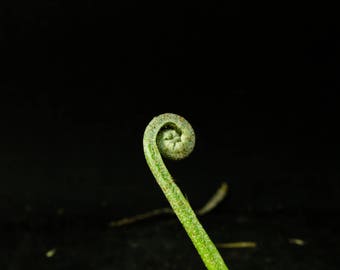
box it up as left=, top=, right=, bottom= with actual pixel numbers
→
left=143, top=113, right=229, bottom=270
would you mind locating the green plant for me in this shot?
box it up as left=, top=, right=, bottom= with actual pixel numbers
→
left=143, top=113, right=229, bottom=270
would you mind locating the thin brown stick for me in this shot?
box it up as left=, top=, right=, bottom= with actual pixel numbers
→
left=216, top=242, right=257, bottom=249
left=109, top=181, right=228, bottom=227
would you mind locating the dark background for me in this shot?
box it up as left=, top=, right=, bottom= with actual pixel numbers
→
left=1, top=4, right=339, bottom=270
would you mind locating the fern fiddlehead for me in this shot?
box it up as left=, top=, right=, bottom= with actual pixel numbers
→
left=143, top=113, right=229, bottom=270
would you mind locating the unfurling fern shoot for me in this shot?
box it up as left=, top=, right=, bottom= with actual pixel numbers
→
left=143, top=113, right=229, bottom=270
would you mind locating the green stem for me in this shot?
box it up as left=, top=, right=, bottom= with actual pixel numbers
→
left=143, top=113, right=229, bottom=270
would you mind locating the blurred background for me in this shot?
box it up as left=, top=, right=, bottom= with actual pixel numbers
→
left=0, top=3, right=339, bottom=269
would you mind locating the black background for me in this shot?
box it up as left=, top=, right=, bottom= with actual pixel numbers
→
left=1, top=4, right=340, bottom=270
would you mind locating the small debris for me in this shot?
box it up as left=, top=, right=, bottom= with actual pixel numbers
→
left=216, top=242, right=257, bottom=248
left=109, top=208, right=173, bottom=227
left=288, top=238, right=306, bottom=246
left=45, top=248, right=57, bottom=258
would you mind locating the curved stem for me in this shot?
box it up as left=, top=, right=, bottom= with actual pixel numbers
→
left=143, top=113, right=229, bottom=270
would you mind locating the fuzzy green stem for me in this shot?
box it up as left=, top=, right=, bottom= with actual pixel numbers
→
left=143, top=113, right=229, bottom=270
